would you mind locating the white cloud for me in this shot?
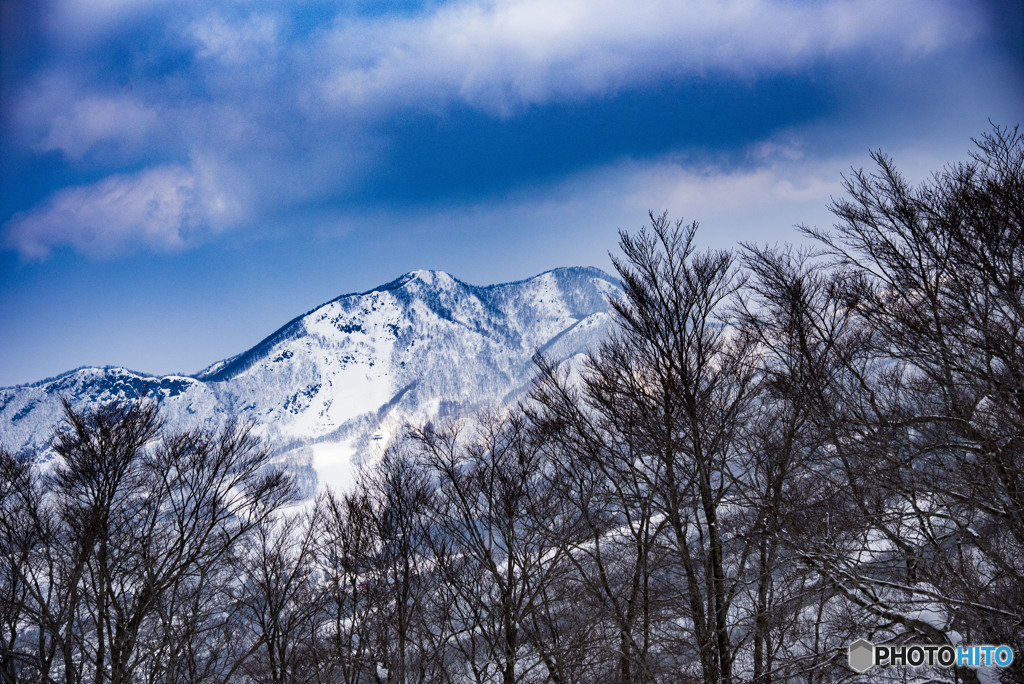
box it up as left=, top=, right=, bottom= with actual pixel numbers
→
left=318, top=144, right=856, bottom=272
left=622, top=160, right=841, bottom=221
left=3, top=0, right=999, bottom=264
left=42, top=0, right=177, bottom=44
left=3, top=164, right=241, bottom=260
left=38, top=95, right=161, bottom=159
left=190, top=13, right=281, bottom=64
left=321, top=0, right=981, bottom=114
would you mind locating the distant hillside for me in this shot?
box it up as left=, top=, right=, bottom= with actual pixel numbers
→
left=0, top=267, right=619, bottom=493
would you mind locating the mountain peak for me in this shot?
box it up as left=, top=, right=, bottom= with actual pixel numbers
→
left=362, top=269, right=457, bottom=296
left=0, top=266, right=621, bottom=492
left=406, top=268, right=442, bottom=279
left=404, top=269, right=455, bottom=287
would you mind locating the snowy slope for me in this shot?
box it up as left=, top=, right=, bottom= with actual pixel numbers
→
left=0, top=267, right=619, bottom=493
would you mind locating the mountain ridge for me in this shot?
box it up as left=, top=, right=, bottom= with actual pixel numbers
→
left=0, top=266, right=620, bottom=492
left=196, top=266, right=617, bottom=383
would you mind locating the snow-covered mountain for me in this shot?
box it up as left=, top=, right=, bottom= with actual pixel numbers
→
left=0, top=267, right=619, bottom=493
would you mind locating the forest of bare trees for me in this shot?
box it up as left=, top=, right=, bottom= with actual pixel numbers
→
left=3, top=125, right=1022, bottom=683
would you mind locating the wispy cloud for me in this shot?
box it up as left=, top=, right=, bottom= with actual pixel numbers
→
left=189, top=12, right=281, bottom=65
left=320, top=0, right=980, bottom=114
left=0, top=0, right=1006, bottom=260
left=3, top=164, right=240, bottom=260
left=37, top=95, right=162, bottom=159
left=40, top=0, right=178, bottom=45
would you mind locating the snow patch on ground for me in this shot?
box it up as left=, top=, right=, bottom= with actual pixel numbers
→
left=311, top=439, right=360, bottom=493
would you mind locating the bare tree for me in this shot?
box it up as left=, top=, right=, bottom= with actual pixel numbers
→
left=530, top=353, right=670, bottom=684
left=237, top=509, right=324, bottom=684
left=734, top=244, right=878, bottom=683
left=796, top=123, right=1024, bottom=683
left=360, top=447, right=439, bottom=684
left=413, top=412, right=579, bottom=684
left=315, top=490, right=381, bottom=684
left=609, top=213, right=760, bottom=683
left=1, top=398, right=295, bottom=684
left=0, top=447, right=44, bottom=684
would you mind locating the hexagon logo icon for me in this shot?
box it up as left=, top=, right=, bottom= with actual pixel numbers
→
left=848, top=639, right=875, bottom=673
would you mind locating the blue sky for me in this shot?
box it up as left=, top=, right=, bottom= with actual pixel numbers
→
left=1, top=0, right=1022, bottom=387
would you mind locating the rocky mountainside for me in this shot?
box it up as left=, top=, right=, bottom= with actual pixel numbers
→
left=0, top=267, right=619, bottom=492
